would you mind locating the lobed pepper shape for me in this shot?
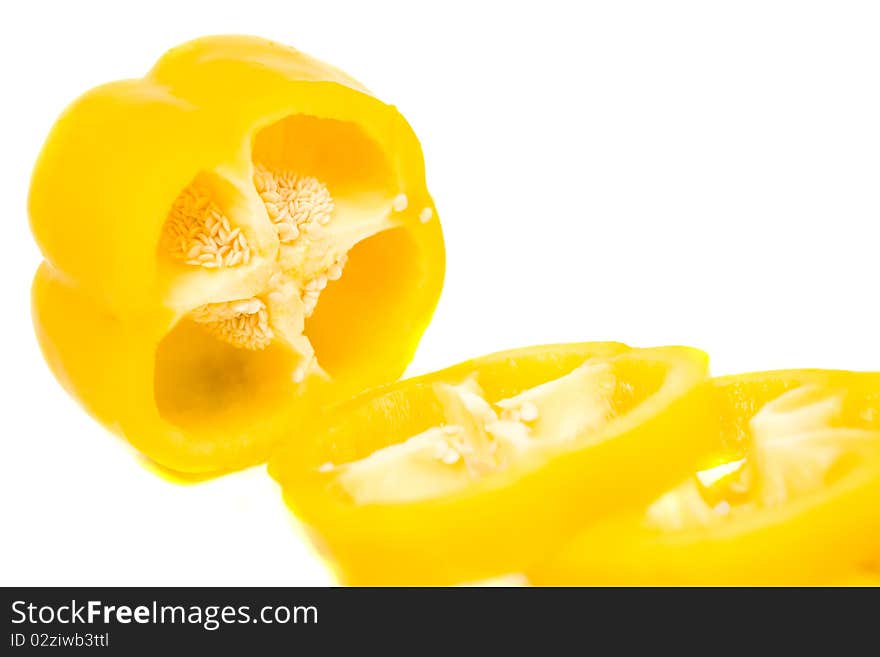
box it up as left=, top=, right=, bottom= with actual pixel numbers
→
left=29, top=36, right=444, bottom=474
left=28, top=35, right=880, bottom=586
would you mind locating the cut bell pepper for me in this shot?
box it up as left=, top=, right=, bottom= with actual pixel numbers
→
left=530, top=370, right=880, bottom=585
left=268, top=342, right=714, bottom=585
left=29, top=36, right=444, bottom=473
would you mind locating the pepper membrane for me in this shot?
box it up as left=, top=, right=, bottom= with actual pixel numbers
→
left=29, top=36, right=444, bottom=473
left=531, top=370, right=880, bottom=585
left=269, top=342, right=715, bottom=585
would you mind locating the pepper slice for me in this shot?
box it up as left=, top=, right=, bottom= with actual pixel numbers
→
left=29, top=36, right=444, bottom=473
left=530, top=370, right=880, bottom=585
left=268, top=342, right=714, bottom=585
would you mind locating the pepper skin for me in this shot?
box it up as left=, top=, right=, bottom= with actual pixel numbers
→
left=269, top=342, right=715, bottom=585
left=530, top=370, right=880, bottom=586
left=29, top=36, right=444, bottom=474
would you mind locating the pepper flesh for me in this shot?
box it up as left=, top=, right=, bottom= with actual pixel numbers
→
left=530, top=370, right=880, bottom=585
left=268, top=342, right=715, bottom=585
left=29, top=36, right=444, bottom=473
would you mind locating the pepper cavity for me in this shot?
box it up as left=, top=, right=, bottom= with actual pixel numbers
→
left=160, top=162, right=405, bottom=379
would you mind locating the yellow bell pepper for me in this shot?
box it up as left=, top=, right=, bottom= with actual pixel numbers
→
left=29, top=35, right=444, bottom=474
left=530, top=370, right=880, bottom=585
left=268, top=342, right=715, bottom=585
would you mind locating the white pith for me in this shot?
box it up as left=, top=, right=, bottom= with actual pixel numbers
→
left=329, top=360, right=620, bottom=505
left=161, top=162, right=402, bottom=380
left=645, top=384, right=880, bottom=531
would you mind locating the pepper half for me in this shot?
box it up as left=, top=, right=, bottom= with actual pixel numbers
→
left=268, top=342, right=714, bottom=585
left=29, top=36, right=444, bottom=473
left=530, top=370, right=880, bottom=585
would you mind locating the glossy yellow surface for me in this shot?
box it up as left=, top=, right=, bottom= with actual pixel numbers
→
left=269, top=342, right=714, bottom=585
left=531, top=370, right=880, bottom=586
left=29, top=36, right=444, bottom=473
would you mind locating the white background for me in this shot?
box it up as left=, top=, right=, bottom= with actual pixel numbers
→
left=2, top=0, right=879, bottom=585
